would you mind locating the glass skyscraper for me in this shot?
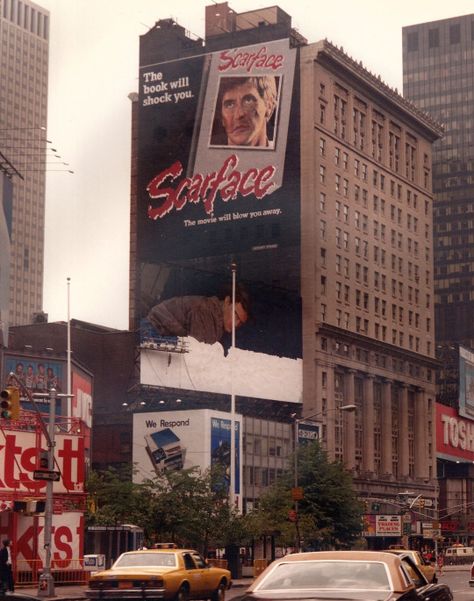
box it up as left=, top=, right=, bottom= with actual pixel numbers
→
left=403, top=15, right=474, bottom=346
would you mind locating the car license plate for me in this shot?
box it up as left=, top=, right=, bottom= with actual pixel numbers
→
left=119, top=582, right=133, bottom=589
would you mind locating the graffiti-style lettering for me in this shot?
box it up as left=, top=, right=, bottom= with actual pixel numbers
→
left=147, top=155, right=276, bottom=219
left=218, top=46, right=284, bottom=72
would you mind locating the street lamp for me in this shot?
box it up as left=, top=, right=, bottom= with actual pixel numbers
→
left=229, top=262, right=237, bottom=509
left=292, top=404, right=356, bottom=551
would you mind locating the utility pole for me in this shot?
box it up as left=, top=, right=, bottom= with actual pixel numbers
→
left=38, top=387, right=57, bottom=598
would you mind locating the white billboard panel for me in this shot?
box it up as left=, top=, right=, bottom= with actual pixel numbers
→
left=140, top=342, right=302, bottom=403
left=133, top=409, right=243, bottom=509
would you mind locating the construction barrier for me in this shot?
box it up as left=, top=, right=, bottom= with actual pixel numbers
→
left=253, top=559, right=269, bottom=578
left=207, top=559, right=228, bottom=569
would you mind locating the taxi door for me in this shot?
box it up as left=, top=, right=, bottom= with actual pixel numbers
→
left=182, top=553, right=204, bottom=596
left=191, top=552, right=211, bottom=596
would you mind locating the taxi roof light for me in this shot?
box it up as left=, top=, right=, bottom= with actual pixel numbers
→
left=153, top=543, right=177, bottom=549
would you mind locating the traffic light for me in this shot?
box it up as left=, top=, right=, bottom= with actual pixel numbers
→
left=0, top=386, right=20, bottom=419
left=38, top=450, right=49, bottom=470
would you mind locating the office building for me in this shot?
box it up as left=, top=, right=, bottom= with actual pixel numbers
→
left=403, top=13, right=474, bottom=544
left=403, top=14, right=474, bottom=348
left=128, top=3, right=442, bottom=542
left=0, top=0, right=49, bottom=328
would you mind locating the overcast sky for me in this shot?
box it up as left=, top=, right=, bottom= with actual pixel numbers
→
left=38, top=0, right=474, bottom=330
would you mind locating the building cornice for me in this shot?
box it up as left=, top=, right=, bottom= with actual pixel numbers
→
left=316, top=40, right=444, bottom=142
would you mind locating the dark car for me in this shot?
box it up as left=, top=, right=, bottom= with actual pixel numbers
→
left=234, top=550, right=452, bottom=601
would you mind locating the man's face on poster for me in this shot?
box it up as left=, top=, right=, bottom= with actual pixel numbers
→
left=221, top=80, right=271, bottom=147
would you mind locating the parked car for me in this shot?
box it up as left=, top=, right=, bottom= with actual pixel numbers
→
left=234, top=550, right=453, bottom=601
left=385, top=549, right=437, bottom=583
left=85, top=546, right=231, bottom=601
left=469, top=559, right=474, bottom=587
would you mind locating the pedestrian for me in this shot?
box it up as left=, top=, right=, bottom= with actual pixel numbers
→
left=0, top=539, right=14, bottom=592
left=437, top=552, right=444, bottom=576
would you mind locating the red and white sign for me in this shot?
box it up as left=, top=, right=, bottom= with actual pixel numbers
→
left=0, top=430, right=85, bottom=494
left=436, top=403, right=474, bottom=462
left=0, top=509, right=84, bottom=565
left=375, top=515, right=402, bottom=536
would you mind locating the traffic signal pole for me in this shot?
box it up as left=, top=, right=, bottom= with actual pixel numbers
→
left=38, top=387, right=56, bottom=598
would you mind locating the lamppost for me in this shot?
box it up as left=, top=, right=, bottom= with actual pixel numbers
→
left=229, top=262, right=237, bottom=509
left=292, top=404, right=356, bottom=551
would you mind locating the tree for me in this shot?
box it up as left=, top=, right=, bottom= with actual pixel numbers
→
left=141, top=464, right=252, bottom=555
left=86, top=464, right=152, bottom=528
left=249, top=440, right=363, bottom=550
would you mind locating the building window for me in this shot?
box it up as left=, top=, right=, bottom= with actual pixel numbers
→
left=321, top=276, right=326, bottom=295
left=320, top=192, right=326, bottom=212
left=320, top=104, right=326, bottom=124
left=407, top=31, right=419, bottom=51
left=320, top=137, right=326, bottom=156
left=428, top=28, right=439, bottom=48
left=450, top=23, right=461, bottom=44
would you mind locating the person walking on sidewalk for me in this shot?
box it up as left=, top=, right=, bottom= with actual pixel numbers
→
left=0, top=539, right=14, bottom=592
left=437, top=552, right=444, bottom=576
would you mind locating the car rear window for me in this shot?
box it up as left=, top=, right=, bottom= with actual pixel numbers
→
left=114, top=553, right=177, bottom=568
left=256, top=560, right=391, bottom=591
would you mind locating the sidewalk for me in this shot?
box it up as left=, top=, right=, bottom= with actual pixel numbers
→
left=16, top=578, right=253, bottom=600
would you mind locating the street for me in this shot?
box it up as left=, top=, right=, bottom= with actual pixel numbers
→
left=440, top=569, right=473, bottom=601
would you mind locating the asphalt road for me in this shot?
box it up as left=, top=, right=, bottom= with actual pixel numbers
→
left=440, top=569, right=473, bottom=600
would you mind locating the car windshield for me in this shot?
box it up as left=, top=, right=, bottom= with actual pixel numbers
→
left=257, top=560, right=391, bottom=591
left=114, top=553, right=177, bottom=568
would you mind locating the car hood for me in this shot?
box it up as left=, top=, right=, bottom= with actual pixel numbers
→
left=234, top=591, right=396, bottom=601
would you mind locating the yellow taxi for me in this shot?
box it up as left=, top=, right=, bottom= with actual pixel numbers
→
left=85, top=545, right=232, bottom=601
left=385, top=549, right=437, bottom=583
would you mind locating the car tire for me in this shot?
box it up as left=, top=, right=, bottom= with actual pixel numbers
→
left=174, top=585, right=189, bottom=601
left=210, top=580, right=227, bottom=601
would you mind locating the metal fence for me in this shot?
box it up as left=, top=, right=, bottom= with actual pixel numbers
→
left=16, top=559, right=88, bottom=587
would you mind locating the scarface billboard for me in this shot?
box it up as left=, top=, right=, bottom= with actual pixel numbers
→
left=137, top=38, right=301, bottom=395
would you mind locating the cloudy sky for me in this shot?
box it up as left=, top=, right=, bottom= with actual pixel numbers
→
left=38, top=0, right=474, bottom=330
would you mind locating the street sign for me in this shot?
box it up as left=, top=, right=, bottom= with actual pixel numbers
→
left=291, top=487, right=304, bottom=501
left=33, top=470, right=60, bottom=482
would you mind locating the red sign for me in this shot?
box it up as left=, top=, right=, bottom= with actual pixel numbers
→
left=436, top=403, right=474, bottom=462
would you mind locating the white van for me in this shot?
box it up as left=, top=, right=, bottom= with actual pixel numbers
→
left=445, top=546, right=474, bottom=563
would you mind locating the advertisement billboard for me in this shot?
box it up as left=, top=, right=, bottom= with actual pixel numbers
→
left=137, top=38, right=301, bottom=400
left=459, top=346, right=474, bottom=419
left=71, top=365, right=92, bottom=456
left=436, top=402, right=474, bottom=462
left=0, top=509, right=84, bottom=566
left=0, top=429, right=85, bottom=494
left=3, top=354, right=64, bottom=414
left=133, top=409, right=242, bottom=507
